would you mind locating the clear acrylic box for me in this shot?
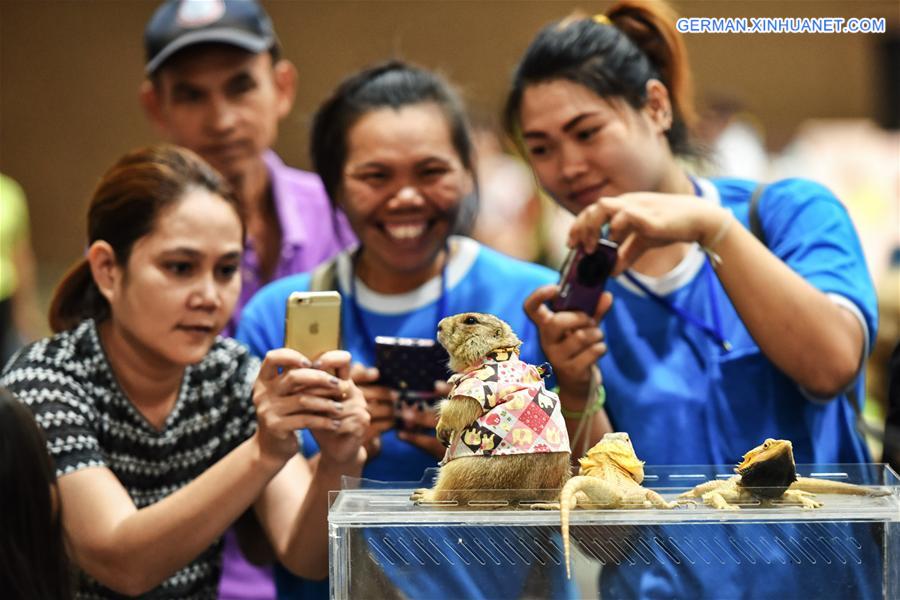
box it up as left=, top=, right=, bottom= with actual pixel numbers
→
left=328, top=463, right=899, bottom=599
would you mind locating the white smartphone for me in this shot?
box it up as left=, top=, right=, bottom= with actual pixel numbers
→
left=284, top=291, right=341, bottom=360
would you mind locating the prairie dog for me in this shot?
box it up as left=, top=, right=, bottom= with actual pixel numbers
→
left=411, top=312, right=571, bottom=506
left=435, top=312, right=522, bottom=439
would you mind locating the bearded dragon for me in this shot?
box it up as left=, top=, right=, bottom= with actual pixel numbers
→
left=679, top=438, right=890, bottom=510
left=559, top=432, right=676, bottom=578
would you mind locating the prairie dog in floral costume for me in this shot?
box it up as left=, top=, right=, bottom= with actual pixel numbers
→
left=410, top=312, right=571, bottom=505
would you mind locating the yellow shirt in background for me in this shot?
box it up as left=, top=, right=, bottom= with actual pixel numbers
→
left=0, top=173, right=29, bottom=301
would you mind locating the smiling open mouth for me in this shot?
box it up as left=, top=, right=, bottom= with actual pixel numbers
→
left=382, top=220, right=430, bottom=242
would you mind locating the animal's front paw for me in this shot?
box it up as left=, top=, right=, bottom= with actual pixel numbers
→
left=786, top=490, right=823, bottom=509
left=435, top=420, right=453, bottom=446
left=798, top=495, right=823, bottom=509
left=702, top=492, right=740, bottom=510
left=410, top=488, right=434, bottom=503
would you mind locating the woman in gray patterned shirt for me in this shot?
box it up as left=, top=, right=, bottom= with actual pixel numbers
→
left=0, top=144, right=370, bottom=598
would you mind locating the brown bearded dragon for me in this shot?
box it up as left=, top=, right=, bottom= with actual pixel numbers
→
left=559, top=432, right=676, bottom=578
left=679, top=438, right=890, bottom=510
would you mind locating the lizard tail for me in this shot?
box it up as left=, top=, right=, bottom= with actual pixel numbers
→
left=559, top=475, right=595, bottom=579
left=793, top=476, right=891, bottom=496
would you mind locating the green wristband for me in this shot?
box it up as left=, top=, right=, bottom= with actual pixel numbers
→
left=560, top=385, right=606, bottom=420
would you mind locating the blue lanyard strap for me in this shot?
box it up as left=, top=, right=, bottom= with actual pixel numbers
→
left=619, top=176, right=731, bottom=351
left=623, top=260, right=731, bottom=351
left=689, top=176, right=702, bottom=197
left=347, top=245, right=450, bottom=355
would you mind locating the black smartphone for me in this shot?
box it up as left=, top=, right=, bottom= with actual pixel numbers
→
left=374, top=336, right=452, bottom=406
left=551, top=238, right=619, bottom=315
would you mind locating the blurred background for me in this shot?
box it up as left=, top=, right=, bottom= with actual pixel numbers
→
left=1, top=0, right=898, bottom=436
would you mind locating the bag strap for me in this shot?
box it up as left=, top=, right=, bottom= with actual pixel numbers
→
left=847, top=387, right=885, bottom=443
left=309, top=259, right=338, bottom=292
left=307, top=258, right=343, bottom=351
left=748, top=182, right=767, bottom=246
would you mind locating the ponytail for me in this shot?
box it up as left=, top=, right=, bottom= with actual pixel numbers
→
left=606, top=0, right=696, bottom=132
left=47, top=259, right=107, bottom=334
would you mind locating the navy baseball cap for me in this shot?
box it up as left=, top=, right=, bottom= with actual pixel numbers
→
left=144, top=0, right=277, bottom=74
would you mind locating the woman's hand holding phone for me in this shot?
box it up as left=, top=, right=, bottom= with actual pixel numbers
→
left=569, top=193, right=729, bottom=274
left=253, top=349, right=369, bottom=469
left=253, top=348, right=345, bottom=466
left=351, top=363, right=447, bottom=461
left=307, top=351, right=369, bottom=467
left=524, top=285, right=612, bottom=406
left=395, top=380, right=447, bottom=460
left=350, top=363, right=397, bottom=459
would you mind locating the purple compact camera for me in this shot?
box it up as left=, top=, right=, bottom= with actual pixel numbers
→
left=551, top=239, right=619, bottom=314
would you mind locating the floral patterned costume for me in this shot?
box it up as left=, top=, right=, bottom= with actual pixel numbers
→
left=442, top=348, right=570, bottom=464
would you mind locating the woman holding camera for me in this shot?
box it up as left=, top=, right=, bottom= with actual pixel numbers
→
left=505, top=1, right=877, bottom=598
left=0, top=145, right=369, bottom=598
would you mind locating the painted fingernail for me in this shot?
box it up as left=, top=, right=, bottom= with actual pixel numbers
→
left=330, top=377, right=340, bottom=386
left=333, top=402, right=344, bottom=412
left=300, top=358, right=312, bottom=368
left=332, top=419, right=341, bottom=430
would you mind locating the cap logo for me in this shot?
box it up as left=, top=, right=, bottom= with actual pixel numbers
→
left=176, top=0, right=227, bottom=28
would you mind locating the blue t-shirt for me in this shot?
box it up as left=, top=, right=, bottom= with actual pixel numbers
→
left=597, top=177, right=879, bottom=599
left=600, top=177, right=875, bottom=467
left=236, top=236, right=563, bottom=599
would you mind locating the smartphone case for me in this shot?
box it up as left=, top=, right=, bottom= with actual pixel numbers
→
left=375, top=336, right=452, bottom=403
left=284, top=291, right=341, bottom=359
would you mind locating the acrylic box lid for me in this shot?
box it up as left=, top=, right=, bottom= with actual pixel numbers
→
left=328, top=463, right=900, bottom=526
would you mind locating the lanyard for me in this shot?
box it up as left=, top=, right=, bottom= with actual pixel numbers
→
left=620, top=177, right=731, bottom=351
left=347, top=246, right=450, bottom=355
left=623, top=263, right=730, bottom=351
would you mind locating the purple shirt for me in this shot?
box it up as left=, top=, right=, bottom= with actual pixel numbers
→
left=223, top=150, right=355, bottom=336
left=219, top=152, right=354, bottom=599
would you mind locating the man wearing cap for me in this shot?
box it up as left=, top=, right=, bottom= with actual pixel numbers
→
left=141, top=0, right=355, bottom=337
left=140, top=1, right=354, bottom=598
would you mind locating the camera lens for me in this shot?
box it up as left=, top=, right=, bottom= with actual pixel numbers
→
left=576, top=253, right=611, bottom=285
